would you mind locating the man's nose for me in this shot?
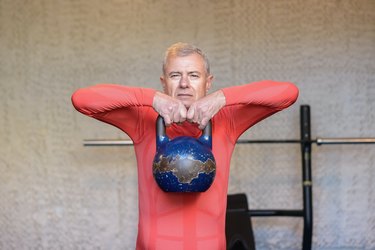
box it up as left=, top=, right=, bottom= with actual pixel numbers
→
left=179, top=75, right=190, bottom=88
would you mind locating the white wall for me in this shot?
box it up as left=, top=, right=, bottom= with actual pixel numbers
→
left=0, top=0, right=374, bottom=249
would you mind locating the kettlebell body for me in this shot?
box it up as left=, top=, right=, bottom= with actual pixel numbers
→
left=152, top=116, right=216, bottom=192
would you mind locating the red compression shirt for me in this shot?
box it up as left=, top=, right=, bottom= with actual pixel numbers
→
left=71, top=80, right=299, bottom=250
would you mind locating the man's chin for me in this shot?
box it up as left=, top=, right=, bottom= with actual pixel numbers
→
left=177, top=98, right=193, bottom=108
left=182, top=101, right=192, bottom=109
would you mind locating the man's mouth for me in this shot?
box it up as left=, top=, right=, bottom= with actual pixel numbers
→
left=177, top=94, right=193, bottom=98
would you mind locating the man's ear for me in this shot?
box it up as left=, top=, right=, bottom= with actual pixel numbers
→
left=205, top=74, right=213, bottom=92
left=160, top=76, right=167, bottom=93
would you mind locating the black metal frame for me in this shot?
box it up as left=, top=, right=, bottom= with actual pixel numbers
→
left=226, top=105, right=374, bottom=250
left=238, top=105, right=313, bottom=250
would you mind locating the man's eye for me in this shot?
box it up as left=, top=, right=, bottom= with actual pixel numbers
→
left=190, top=74, right=199, bottom=78
left=170, top=74, right=180, bottom=78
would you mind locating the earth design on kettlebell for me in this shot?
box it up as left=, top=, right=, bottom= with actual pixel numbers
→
left=152, top=116, right=216, bottom=192
left=153, top=136, right=216, bottom=192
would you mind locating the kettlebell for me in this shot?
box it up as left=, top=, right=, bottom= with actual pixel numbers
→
left=152, top=116, right=216, bottom=192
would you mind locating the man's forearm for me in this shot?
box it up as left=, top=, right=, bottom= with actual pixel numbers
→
left=72, top=84, right=156, bottom=116
left=186, top=90, right=226, bottom=129
left=152, top=91, right=187, bottom=125
left=221, top=81, right=299, bottom=110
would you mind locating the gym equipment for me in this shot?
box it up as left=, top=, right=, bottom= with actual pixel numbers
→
left=226, top=193, right=256, bottom=250
left=152, top=116, right=216, bottom=192
left=83, top=137, right=375, bottom=146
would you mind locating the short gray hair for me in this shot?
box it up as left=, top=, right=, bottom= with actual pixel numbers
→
left=162, top=42, right=210, bottom=75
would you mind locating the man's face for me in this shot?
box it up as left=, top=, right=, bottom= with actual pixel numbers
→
left=160, top=53, right=213, bottom=108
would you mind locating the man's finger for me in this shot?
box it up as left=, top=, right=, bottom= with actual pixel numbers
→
left=198, top=117, right=209, bottom=130
left=193, top=108, right=200, bottom=123
left=187, top=106, right=194, bottom=121
left=179, top=106, right=187, bottom=123
left=164, top=115, right=172, bottom=126
left=173, top=110, right=180, bottom=124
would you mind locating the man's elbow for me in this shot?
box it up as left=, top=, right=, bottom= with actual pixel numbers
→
left=71, top=88, right=93, bottom=115
left=278, top=81, right=299, bottom=109
left=287, top=82, right=299, bottom=103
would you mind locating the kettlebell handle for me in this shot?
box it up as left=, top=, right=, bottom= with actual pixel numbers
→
left=156, top=116, right=212, bottom=149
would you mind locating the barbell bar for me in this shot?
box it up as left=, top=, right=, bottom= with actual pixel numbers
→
left=83, top=137, right=375, bottom=146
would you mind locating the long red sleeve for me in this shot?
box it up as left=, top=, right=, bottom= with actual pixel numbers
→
left=221, top=80, right=299, bottom=142
left=71, top=84, right=156, bottom=142
left=72, top=84, right=156, bottom=114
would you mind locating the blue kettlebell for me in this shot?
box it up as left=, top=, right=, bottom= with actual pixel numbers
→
left=152, top=116, right=216, bottom=192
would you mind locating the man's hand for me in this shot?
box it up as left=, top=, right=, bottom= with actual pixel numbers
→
left=187, top=90, right=226, bottom=129
left=153, top=91, right=187, bottom=126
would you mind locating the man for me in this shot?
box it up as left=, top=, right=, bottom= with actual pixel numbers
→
left=72, top=42, right=299, bottom=250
